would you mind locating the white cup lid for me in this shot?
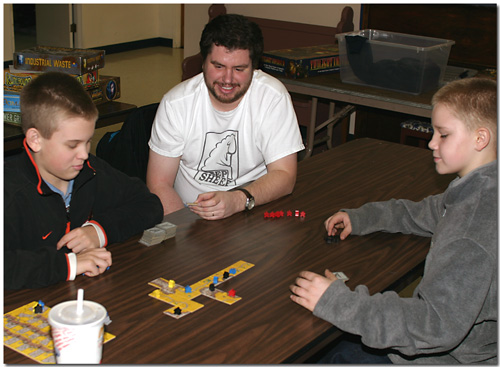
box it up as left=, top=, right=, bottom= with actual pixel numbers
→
left=50, top=300, right=106, bottom=326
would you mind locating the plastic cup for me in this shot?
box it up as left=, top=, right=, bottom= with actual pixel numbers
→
left=48, top=299, right=107, bottom=364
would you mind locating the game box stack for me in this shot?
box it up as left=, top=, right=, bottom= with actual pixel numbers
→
left=4, top=46, right=121, bottom=126
left=260, top=44, right=340, bottom=79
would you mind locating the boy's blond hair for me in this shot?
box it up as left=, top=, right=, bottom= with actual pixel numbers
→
left=20, top=71, right=98, bottom=138
left=432, top=77, right=497, bottom=148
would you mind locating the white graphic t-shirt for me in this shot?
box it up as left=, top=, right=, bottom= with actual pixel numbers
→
left=149, top=69, right=304, bottom=203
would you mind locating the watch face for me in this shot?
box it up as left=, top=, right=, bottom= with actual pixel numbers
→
left=247, top=198, right=255, bottom=210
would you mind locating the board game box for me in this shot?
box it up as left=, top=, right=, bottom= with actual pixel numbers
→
left=260, top=44, right=340, bottom=79
left=4, top=66, right=99, bottom=90
left=96, top=75, right=121, bottom=103
left=13, top=46, right=105, bottom=75
left=4, top=111, right=22, bottom=126
left=4, top=90, right=20, bottom=113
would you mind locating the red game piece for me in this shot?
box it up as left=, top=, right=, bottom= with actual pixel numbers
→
left=228, top=289, right=236, bottom=297
left=300, top=211, right=306, bottom=218
left=264, top=211, right=269, bottom=219
left=287, top=210, right=292, bottom=217
left=295, top=210, right=299, bottom=217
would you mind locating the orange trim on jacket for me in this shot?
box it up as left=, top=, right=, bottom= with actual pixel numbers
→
left=23, top=138, right=44, bottom=195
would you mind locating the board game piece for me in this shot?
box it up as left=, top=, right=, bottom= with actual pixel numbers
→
left=213, top=276, right=219, bottom=284
left=34, top=301, right=44, bottom=314
left=228, top=289, right=236, bottom=297
left=148, top=260, right=254, bottom=319
left=325, top=234, right=340, bottom=244
left=4, top=301, right=115, bottom=364
left=185, top=285, right=192, bottom=293
left=287, top=210, right=293, bottom=217
left=295, top=210, right=299, bottom=217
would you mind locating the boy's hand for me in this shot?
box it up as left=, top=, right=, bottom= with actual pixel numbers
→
left=290, top=270, right=337, bottom=312
left=57, top=226, right=100, bottom=253
left=325, top=211, right=352, bottom=240
left=76, top=248, right=112, bottom=277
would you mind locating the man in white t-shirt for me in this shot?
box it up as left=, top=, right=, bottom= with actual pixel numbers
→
left=147, top=14, right=304, bottom=220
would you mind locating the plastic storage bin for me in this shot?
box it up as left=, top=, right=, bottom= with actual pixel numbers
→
left=336, top=30, right=455, bottom=94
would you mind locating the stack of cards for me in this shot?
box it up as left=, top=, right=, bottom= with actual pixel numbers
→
left=332, top=271, right=349, bottom=282
left=139, top=221, right=177, bottom=246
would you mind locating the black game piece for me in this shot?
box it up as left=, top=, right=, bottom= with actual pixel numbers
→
left=223, top=271, right=230, bottom=279
left=325, top=234, right=340, bottom=244
left=174, top=307, right=182, bottom=315
left=33, top=304, right=44, bottom=314
left=209, top=283, right=215, bottom=291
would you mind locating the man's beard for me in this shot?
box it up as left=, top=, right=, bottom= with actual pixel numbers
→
left=206, top=80, right=250, bottom=105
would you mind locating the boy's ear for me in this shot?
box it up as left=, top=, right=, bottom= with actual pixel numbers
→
left=475, top=127, right=491, bottom=151
left=25, top=128, right=43, bottom=153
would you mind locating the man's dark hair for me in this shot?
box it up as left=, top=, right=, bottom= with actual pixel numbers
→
left=199, top=14, right=264, bottom=69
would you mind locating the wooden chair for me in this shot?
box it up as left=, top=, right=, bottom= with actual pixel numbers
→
left=181, top=4, right=226, bottom=81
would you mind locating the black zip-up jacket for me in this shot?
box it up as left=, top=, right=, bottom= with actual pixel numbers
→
left=4, top=143, right=164, bottom=290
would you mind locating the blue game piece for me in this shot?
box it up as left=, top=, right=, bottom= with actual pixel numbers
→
left=229, top=268, right=236, bottom=275
left=213, top=276, right=219, bottom=284
left=185, top=285, right=192, bottom=293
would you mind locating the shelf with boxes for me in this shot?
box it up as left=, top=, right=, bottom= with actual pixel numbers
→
left=4, top=46, right=121, bottom=127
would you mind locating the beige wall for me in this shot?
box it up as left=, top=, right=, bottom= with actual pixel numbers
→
left=75, top=4, right=181, bottom=49
left=4, top=3, right=361, bottom=62
left=183, top=3, right=361, bottom=57
left=4, top=3, right=182, bottom=62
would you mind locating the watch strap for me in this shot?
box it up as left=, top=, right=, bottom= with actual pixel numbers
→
left=231, top=188, right=254, bottom=210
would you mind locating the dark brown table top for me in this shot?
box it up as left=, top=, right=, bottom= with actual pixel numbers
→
left=3, top=138, right=454, bottom=364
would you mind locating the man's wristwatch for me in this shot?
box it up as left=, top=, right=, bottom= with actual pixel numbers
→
left=233, top=188, right=255, bottom=211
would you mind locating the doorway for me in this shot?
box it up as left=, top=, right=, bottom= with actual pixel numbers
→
left=12, top=4, right=36, bottom=51
left=12, top=4, right=72, bottom=51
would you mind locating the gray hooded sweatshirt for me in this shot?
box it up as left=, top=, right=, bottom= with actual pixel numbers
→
left=314, top=161, right=497, bottom=364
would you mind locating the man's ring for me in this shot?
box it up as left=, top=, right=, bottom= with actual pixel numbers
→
left=212, top=212, right=215, bottom=217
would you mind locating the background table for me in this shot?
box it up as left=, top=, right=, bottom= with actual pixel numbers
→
left=279, top=72, right=435, bottom=119
left=4, top=138, right=454, bottom=364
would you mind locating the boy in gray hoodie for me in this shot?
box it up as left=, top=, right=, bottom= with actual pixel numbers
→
left=290, top=77, right=497, bottom=364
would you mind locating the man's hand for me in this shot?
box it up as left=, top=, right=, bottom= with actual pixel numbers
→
left=57, top=226, right=100, bottom=253
left=76, top=248, right=112, bottom=277
left=189, top=190, right=246, bottom=220
left=290, top=270, right=338, bottom=312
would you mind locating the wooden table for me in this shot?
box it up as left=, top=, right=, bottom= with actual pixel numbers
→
left=4, top=101, right=137, bottom=155
left=279, top=72, right=436, bottom=119
left=4, top=138, right=454, bottom=364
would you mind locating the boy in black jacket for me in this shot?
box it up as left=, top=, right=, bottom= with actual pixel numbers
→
left=4, top=72, right=164, bottom=290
